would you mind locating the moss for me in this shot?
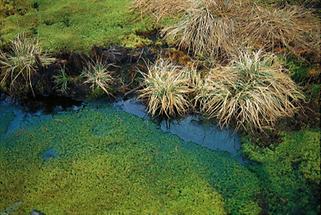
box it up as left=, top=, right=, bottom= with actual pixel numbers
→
left=0, top=104, right=260, bottom=214
left=121, top=33, right=152, bottom=48
left=242, top=130, right=321, bottom=214
left=0, top=0, right=153, bottom=52
left=0, top=109, right=14, bottom=136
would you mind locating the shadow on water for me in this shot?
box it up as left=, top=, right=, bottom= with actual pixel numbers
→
left=113, top=98, right=246, bottom=163
left=0, top=95, right=83, bottom=137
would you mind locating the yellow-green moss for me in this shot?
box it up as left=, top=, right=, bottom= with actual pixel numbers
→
left=0, top=0, right=153, bottom=52
left=0, top=105, right=260, bottom=214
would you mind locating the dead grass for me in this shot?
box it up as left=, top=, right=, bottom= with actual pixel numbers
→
left=162, top=0, right=320, bottom=61
left=138, top=59, right=193, bottom=118
left=195, top=50, right=304, bottom=131
left=163, top=0, right=250, bottom=60
left=131, top=0, right=194, bottom=22
left=240, top=5, right=320, bottom=59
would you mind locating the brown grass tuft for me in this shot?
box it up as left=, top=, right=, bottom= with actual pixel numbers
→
left=138, top=59, right=193, bottom=118
left=163, top=0, right=250, bottom=60
left=195, top=50, right=304, bottom=131
left=131, top=0, right=194, bottom=22
left=240, top=5, right=320, bottom=59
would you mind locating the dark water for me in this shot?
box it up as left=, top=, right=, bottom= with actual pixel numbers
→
left=0, top=95, right=83, bottom=137
left=0, top=96, right=244, bottom=162
left=113, top=98, right=244, bottom=162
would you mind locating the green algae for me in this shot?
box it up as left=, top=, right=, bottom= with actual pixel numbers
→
left=243, top=130, right=321, bottom=214
left=0, top=104, right=260, bottom=214
left=0, top=0, right=153, bottom=52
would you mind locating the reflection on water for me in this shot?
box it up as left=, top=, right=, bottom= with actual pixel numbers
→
left=114, top=98, right=244, bottom=162
left=1, top=96, right=244, bottom=162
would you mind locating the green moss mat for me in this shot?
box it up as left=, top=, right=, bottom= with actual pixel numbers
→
left=243, top=130, right=321, bottom=214
left=0, top=104, right=261, bottom=214
left=0, top=109, right=14, bottom=137
left=0, top=0, right=153, bottom=52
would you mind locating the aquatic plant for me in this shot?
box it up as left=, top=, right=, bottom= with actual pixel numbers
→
left=243, top=129, right=320, bottom=214
left=195, top=50, right=304, bottom=130
left=138, top=59, right=192, bottom=118
left=163, top=0, right=241, bottom=59
left=0, top=105, right=260, bottom=214
left=81, top=59, right=114, bottom=96
left=0, top=34, right=54, bottom=96
left=242, top=5, right=320, bottom=58
left=53, top=67, right=70, bottom=94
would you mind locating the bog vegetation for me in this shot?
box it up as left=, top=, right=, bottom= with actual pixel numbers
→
left=0, top=0, right=320, bottom=214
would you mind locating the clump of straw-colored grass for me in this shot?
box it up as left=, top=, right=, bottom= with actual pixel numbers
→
left=163, top=0, right=248, bottom=60
left=0, top=34, right=54, bottom=96
left=131, top=0, right=194, bottom=22
left=241, top=5, right=320, bottom=58
left=138, top=59, right=193, bottom=118
left=195, top=50, right=304, bottom=130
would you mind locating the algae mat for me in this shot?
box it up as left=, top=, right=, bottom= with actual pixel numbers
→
left=0, top=104, right=261, bottom=214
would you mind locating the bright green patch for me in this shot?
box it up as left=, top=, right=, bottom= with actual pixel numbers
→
left=0, top=104, right=260, bottom=214
left=242, top=130, right=321, bottom=214
left=0, top=0, right=153, bottom=52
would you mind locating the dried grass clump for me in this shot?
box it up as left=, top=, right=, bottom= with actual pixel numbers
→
left=163, top=0, right=247, bottom=60
left=242, top=5, right=320, bottom=58
left=0, top=34, right=54, bottom=96
left=131, top=0, right=194, bottom=22
left=138, top=59, right=193, bottom=118
left=195, top=50, right=304, bottom=130
left=81, top=59, right=114, bottom=96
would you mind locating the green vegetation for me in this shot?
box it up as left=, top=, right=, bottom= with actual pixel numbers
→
left=0, top=34, right=54, bottom=96
left=81, top=59, right=115, bottom=96
left=243, top=130, right=320, bottom=214
left=0, top=0, right=319, bottom=214
left=0, top=0, right=153, bottom=51
left=0, top=105, right=260, bottom=214
left=0, top=107, right=14, bottom=137
left=53, top=67, right=70, bottom=94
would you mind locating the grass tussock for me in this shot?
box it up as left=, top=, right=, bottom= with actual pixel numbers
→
left=0, top=34, right=54, bottom=96
left=81, top=59, right=114, bottom=96
left=138, top=59, right=193, bottom=118
left=195, top=50, right=304, bottom=130
left=163, top=0, right=243, bottom=59
left=53, top=67, right=70, bottom=94
left=162, top=0, right=320, bottom=60
left=242, top=5, right=320, bottom=58
left=131, top=0, right=194, bottom=21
